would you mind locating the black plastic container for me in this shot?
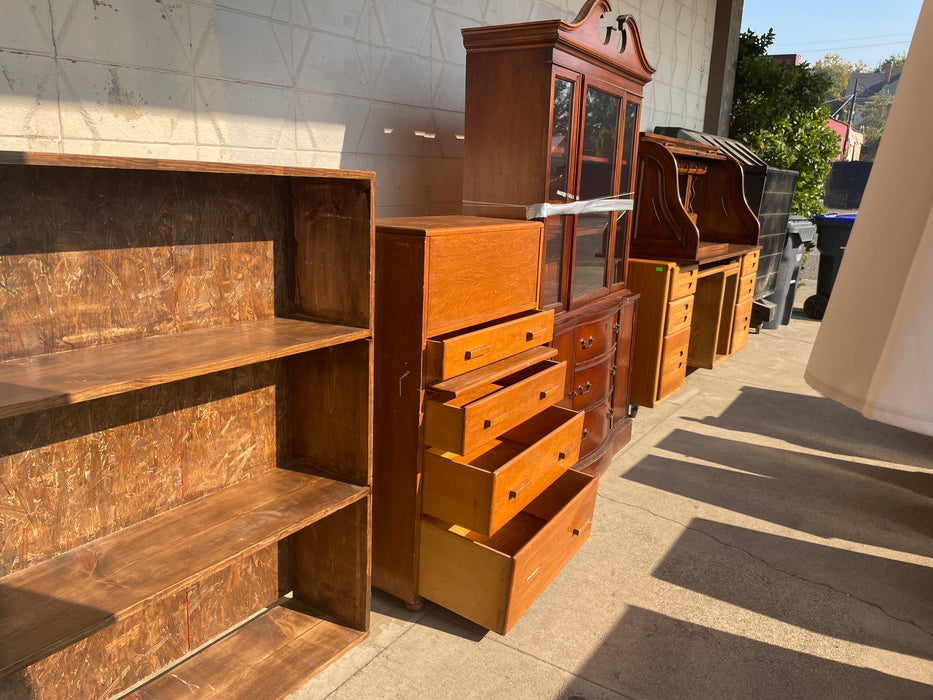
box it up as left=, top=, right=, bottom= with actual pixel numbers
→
left=803, top=213, right=857, bottom=319
left=764, top=216, right=816, bottom=329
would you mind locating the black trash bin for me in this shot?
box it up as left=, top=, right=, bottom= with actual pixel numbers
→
left=803, top=212, right=857, bottom=319
left=764, top=215, right=816, bottom=329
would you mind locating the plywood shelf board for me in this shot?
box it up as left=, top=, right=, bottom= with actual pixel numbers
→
left=127, top=601, right=367, bottom=699
left=0, top=317, right=371, bottom=419
left=0, top=469, right=368, bottom=676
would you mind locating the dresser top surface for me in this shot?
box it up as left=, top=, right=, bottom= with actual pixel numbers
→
left=375, top=215, right=542, bottom=237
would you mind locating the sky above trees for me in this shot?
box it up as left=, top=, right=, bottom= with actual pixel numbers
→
left=741, top=0, right=922, bottom=67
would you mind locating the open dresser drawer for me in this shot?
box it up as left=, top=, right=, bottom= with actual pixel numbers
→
left=423, top=358, right=566, bottom=455
left=422, top=406, right=584, bottom=535
left=419, top=469, right=597, bottom=634
left=423, top=309, right=554, bottom=382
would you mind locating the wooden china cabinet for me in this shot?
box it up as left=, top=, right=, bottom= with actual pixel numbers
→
left=462, top=0, right=655, bottom=476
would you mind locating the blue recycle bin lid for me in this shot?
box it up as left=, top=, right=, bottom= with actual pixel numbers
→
left=811, top=212, right=857, bottom=222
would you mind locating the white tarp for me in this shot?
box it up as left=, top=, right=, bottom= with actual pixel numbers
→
left=805, top=0, right=933, bottom=436
left=525, top=197, right=633, bottom=220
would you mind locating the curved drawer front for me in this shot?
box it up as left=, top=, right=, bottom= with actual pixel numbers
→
left=570, top=352, right=614, bottom=412
left=424, top=360, right=566, bottom=454
left=574, top=313, right=616, bottom=364
left=664, top=295, right=694, bottom=335
left=424, top=309, right=554, bottom=382
left=419, top=469, right=598, bottom=635
left=421, top=406, right=585, bottom=536
left=579, top=395, right=611, bottom=458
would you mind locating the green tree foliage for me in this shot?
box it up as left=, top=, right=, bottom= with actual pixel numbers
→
left=859, top=92, right=894, bottom=161
left=730, top=29, right=840, bottom=216
left=813, top=53, right=868, bottom=114
left=876, top=51, right=907, bottom=71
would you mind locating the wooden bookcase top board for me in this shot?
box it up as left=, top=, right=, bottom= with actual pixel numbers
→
left=0, top=152, right=375, bottom=699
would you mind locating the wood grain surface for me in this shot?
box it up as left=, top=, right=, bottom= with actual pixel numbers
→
left=0, top=469, right=368, bottom=676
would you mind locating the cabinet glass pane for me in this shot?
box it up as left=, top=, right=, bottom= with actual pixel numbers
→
left=544, top=77, right=575, bottom=306
left=549, top=78, right=574, bottom=202
left=613, top=101, right=640, bottom=284
left=573, top=87, right=620, bottom=300
left=542, top=216, right=566, bottom=307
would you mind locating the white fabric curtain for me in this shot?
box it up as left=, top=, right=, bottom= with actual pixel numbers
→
left=805, top=0, right=933, bottom=437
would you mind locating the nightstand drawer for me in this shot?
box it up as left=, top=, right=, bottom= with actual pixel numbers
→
left=664, top=295, right=694, bottom=335
left=419, top=469, right=597, bottom=635
left=669, top=264, right=698, bottom=300
left=422, top=406, right=584, bottom=536
left=424, top=359, right=565, bottom=454
left=424, top=309, right=554, bottom=382
left=737, top=272, right=756, bottom=304
left=658, top=328, right=690, bottom=401
left=741, top=249, right=760, bottom=276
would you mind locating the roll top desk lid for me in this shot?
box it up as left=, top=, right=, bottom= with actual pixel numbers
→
left=631, top=132, right=761, bottom=264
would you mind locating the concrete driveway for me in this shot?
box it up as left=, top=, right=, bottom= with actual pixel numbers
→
left=290, top=303, right=933, bottom=700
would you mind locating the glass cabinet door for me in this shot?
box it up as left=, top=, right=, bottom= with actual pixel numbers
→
left=612, top=100, right=640, bottom=284
left=572, top=86, right=621, bottom=301
left=542, top=77, right=576, bottom=308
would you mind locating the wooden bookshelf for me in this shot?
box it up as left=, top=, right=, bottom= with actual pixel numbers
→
left=0, top=153, right=374, bottom=699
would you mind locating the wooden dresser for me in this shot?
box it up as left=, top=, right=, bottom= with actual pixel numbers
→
left=462, top=1, right=655, bottom=476
left=373, top=216, right=595, bottom=634
left=628, top=133, right=760, bottom=406
left=0, top=153, right=374, bottom=699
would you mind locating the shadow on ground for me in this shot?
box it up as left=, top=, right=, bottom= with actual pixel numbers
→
left=684, top=386, right=933, bottom=470
left=560, top=606, right=933, bottom=700
left=652, top=518, right=933, bottom=660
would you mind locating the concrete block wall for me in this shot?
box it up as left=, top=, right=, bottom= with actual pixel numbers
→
left=0, top=0, right=716, bottom=216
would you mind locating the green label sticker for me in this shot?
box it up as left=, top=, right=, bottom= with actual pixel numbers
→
left=655, top=266, right=664, bottom=272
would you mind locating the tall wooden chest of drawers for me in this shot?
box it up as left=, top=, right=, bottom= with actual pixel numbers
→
left=373, top=216, right=595, bottom=634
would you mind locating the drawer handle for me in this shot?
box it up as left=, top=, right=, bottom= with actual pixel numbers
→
left=508, top=479, right=532, bottom=500
left=539, top=384, right=560, bottom=401
left=571, top=519, right=591, bottom=537
left=526, top=328, right=547, bottom=342
left=464, top=345, right=488, bottom=360
left=576, top=381, right=592, bottom=396
left=581, top=428, right=589, bottom=440
left=580, top=335, right=594, bottom=350
left=483, top=411, right=509, bottom=429
left=557, top=443, right=575, bottom=461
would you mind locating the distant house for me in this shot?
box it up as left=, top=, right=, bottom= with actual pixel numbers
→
left=844, top=63, right=903, bottom=124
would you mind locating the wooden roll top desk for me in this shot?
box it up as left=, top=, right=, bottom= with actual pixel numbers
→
left=627, top=133, right=761, bottom=407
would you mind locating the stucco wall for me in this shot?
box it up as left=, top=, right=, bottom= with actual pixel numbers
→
left=0, top=0, right=716, bottom=216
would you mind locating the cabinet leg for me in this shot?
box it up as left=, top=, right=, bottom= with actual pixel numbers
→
left=405, top=596, right=425, bottom=612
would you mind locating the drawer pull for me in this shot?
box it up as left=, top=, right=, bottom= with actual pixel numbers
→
left=576, top=381, right=592, bottom=396
left=508, top=479, right=532, bottom=500
left=483, top=411, right=509, bottom=429
left=582, top=428, right=589, bottom=440
left=464, top=345, right=489, bottom=360
left=557, top=443, right=575, bottom=461
left=539, top=384, right=560, bottom=401
left=525, top=328, right=547, bottom=342
left=571, top=519, right=590, bottom=537
left=580, top=335, right=594, bottom=350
